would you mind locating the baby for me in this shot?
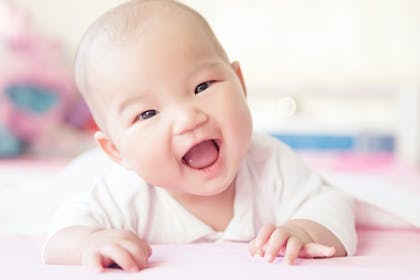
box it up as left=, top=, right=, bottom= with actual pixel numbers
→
left=43, top=0, right=357, bottom=272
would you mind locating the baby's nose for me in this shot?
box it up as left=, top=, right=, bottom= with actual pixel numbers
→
left=172, top=106, right=208, bottom=135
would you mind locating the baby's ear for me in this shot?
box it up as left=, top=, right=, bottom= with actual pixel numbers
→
left=231, top=61, right=247, bottom=97
left=94, top=131, right=129, bottom=168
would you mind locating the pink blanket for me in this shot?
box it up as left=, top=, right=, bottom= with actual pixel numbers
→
left=1, top=227, right=419, bottom=279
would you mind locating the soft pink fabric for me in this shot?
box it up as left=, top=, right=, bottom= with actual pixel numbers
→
left=1, top=227, right=419, bottom=279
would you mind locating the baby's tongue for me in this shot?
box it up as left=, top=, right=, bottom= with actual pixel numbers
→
left=183, top=140, right=219, bottom=169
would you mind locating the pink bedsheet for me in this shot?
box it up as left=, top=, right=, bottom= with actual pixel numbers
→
left=1, top=227, right=419, bottom=280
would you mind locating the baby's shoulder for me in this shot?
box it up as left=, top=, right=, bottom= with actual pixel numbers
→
left=91, top=164, right=152, bottom=202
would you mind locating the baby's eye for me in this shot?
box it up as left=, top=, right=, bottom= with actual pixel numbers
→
left=135, top=109, right=159, bottom=122
left=194, top=81, right=215, bottom=94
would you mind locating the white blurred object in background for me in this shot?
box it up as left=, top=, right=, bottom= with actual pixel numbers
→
left=396, top=86, right=420, bottom=166
left=248, top=95, right=297, bottom=134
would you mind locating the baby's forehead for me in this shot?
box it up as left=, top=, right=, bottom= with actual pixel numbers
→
left=89, top=1, right=209, bottom=46
left=77, top=4, right=190, bottom=84
left=81, top=3, right=225, bottom=77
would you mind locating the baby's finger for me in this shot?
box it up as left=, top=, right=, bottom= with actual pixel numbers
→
left=145, top=243, right=153, bottom=257
left=255, top=224, right=276, bottom=249
left=248, top=239, right=258, bottom=255
left=284, top=236, right=304, bottom=265
left=301, top=242, right=336, bottom=258
left=120, top=240, right=150, bottom=269
left=101, top=256, right=114, bottom=268
left=264, top=228, right=289, bottom=262
left=99, top=243, right=139, bottom=272
left=249, top=239, right=265, bottom=257
left=81, top=251, right=105, bottom=272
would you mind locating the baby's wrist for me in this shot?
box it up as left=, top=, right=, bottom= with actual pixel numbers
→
left=281, top=220, right=313, bottom=243
left=80, top=228, right=106, bottom=254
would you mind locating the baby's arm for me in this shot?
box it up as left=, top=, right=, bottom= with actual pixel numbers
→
left=249, top=219, right=346, bottom=265
left=44, top=226, right=152, bottom=272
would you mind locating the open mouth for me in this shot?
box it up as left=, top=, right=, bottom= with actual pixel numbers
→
left=182, top=139, right=220, bottom=170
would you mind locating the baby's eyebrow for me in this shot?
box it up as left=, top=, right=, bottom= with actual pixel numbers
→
left=189, top=61, right=223, bottom=77
left=117, top=94, right=149, bottom=114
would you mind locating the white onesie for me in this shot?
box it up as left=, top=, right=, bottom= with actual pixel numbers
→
left=46, top=133, right=357, bottom=256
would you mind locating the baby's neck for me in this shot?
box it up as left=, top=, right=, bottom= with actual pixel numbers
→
left=169, top=183, right=235, bottom=232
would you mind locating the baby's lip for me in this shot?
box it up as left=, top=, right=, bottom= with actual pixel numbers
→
left=182, top=139, right=220, bottom=169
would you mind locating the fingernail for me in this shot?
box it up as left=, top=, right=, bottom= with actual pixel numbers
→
left=254, top=251, right=262, bottom=258
left=287, top=256, right=298, bottom=265
left=326, top=248, right=335, bottom=256
left=265, top=254, right=274, bottom=262
left=95, top=267, right=104, bottom=273
left=129, top=266, right=139, bottom=272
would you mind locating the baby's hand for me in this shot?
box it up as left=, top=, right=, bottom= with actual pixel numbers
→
left=80, top=229, right=152, bottom=272
left=249, top=223, right=335, bottom=265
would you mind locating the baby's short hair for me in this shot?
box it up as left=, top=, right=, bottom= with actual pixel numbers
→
left=74, top=0, right=228, bottom=130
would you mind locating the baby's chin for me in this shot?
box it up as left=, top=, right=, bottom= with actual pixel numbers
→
left=198, top=177, right=236, bottom=197
left=164, top=178, right=235, bottom=199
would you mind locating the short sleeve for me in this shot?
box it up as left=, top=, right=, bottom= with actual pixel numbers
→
left=266, top=138, right=357, bottom=256
left=42, top=167, right=151, bottom=261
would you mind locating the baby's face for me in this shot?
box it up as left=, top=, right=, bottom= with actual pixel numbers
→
left=90, top=15, right=252, bottom=197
